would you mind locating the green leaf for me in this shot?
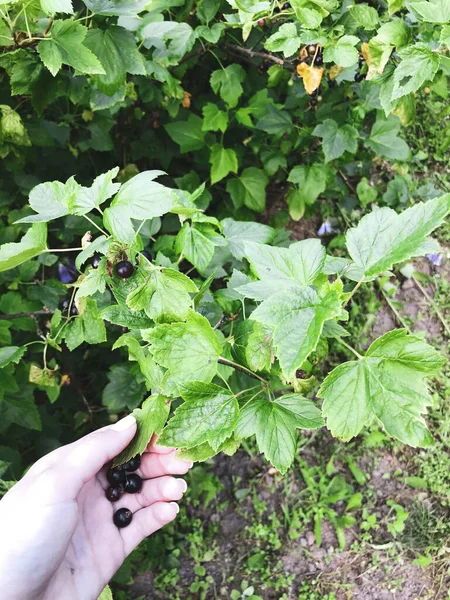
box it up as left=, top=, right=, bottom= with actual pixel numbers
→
left=246, top=322, right=272, bottom=372
left=346, top=194, right=450, bottom=277
left=291, top=2, right=323, bottom=28
left=323, top=35, right=359, bottom=67
left=391, top=43, right=441, bottom=101
left=97, top=585, right=113, bottom=600
left=71, top=167, right=120, bottom=216
left=222, top=218, right=275, bottom=261
left=126, top=268, right=198, bottom=323
left=38, top=20, right=105, bottom=77
left=365, top=115, right=410, bottom=161
left=202, top=103, right=228, bottom=133
left=146, top=310, right=222, bottom=396
left=255, top=105, right=293, bottom=136
left=265, top=23, right=301, bottom=57
left=210, top=64, right=246, bottom=108
left=210, top=145, right=238, bottom=185
left=349, top=3, right=379, bottom=29
left=236, top=394, right=324, bottom=473
left=287, top=164, right=330, bottom=207
left=75, top=235, right=112, bottom=272
left=102, top=363, right=147, bottom=411
left=113, top=394, right=170, bottom=466
left=251, top=284, right=344, bottom=381
left=175, top=223, right=215, bottom=274
left=103, top=171, right=176, bottom=243
left=226, top=167, right=268, bottom=212
left=0, top=346, right=26, bottom=369
left=85, top=26, right=145, bottom=95
left=16, top=177, right=80, bottom=223
left=0, top=223, right=47, bottom=272
left=64, top=298, right=107, bottom=350
left=240, top=239, right=326, bottom=300
left=319, top=330, right=445, bottom=446
left=159, top=382, right=239, bottom=451
left=76, top=267, right=107, bottom=299
left=410, top=0, right=450, bottom=22
left=313, top=119, right=358, bottom=163
left=101, top=305, right=152, bottom=329
left=164, top=114, right=206, bottom=152
left=113, top=334, right=163, bottom=390
left=41, top=0, right=74, bottom=15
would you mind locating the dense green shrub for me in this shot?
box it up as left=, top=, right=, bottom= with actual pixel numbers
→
left=0, top=0, right=449, bottom=480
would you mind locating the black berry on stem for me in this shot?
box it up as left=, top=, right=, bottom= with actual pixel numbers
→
left=115, top=260, right=134, bottom=279
left=113, top=508, right=132, bottom=528
left=91, top=253, right=101, bottom=269
left=124, top=474, right=143, bottom=494
left=107, top=467, right=126, bottom=486
left=106, top=486, right=124, bottom=502
left=122, top=455, right=141, bottom=472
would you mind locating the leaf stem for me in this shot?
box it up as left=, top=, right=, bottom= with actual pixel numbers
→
left=83, top=214, right=109, bottom=237
left=218, top=357, right=268, bottom=384
left=44, top=247, right=84, bottom=253
left=343, top=277, right=365, bottom=308
left=336, top=337, right=363, bottom=360
left=377, top=283, right=411, bottom=333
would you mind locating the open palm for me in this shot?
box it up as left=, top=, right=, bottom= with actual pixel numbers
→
left=0, top=415, right=191, bottom=600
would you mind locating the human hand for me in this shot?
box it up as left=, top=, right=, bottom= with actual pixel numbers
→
left=0, top=415, right=191, bottom=600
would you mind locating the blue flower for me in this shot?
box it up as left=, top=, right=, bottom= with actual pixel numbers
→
left=317, top=221, right=333, bottom=236
left=426, top=253, right=442, bottom=267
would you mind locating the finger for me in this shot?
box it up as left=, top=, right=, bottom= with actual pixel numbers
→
left=121, top=501, right=179, bottom=555
left=136, top=450, right=193, bottom=479
left=114, top=476, right=187, bottom=512
left=146, top=444, right=175, bottom=455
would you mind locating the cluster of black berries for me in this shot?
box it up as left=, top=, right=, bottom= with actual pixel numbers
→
left=310, top=88, right=320, bottom=107
left=354, top=54, right=365, bottom=82
left=107, top=455, right=142, bottom=528
left=60, top=299, right=78, bottom=316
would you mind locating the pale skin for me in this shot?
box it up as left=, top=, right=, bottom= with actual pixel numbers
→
left=0, top=415, right=192, bottom=600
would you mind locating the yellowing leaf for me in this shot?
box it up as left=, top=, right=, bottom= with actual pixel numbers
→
left=182, top=90, right=191, bottom=108
left=296, top=62, right=324, bottom=94
left=328, top=64, right=344, bottom=80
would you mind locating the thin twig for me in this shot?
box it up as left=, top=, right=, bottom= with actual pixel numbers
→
left=336, top=337, right=363, bottom=360
left=0, top=310, right=54, bottom=320
left=338, top=170, right=356, bottom=194
left=43, top=18, right=53, bottom=36
left=342, top=277, right=365, bottom=308
left=218, top=356, right=268, bottom=384
left=378, top=283, right=412, bottom=333
left=224, top=44, right=284, bottom=65
left=413, top=276, right=450, bottom=337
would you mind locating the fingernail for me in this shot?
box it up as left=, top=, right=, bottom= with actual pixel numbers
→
left=111, top=415, right=136, bottom=431
left=185, top=461, right=194, bottom=469
left=180, top=479, right=188, bottom=493
left=170, top=502, right=180, bottom=514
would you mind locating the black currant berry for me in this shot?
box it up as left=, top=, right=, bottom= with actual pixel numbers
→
left=358, top=55, right=365, bottom=66
left=315, top=54, right=323, bottom=66
left=124, top=474, right=143, bottom=494
left=107, top=467, right=126, bottom=486
left=122, top=455, right=141, bottom=472
left=70, top=305, right=78, bottom=316
left=311, top=89, right=319, bottom=98
left=354, top=73, right=365, bottom=82
left=61, top=299, right=70, bottom=312
left=113, top=508, right=132, bottom=528
left=91, top=253, right=101, bottom=269
left=106, top=486, right=124, bottom=502
left=310, top=97, right=318, bottom=106
left=115, top=260, right=134, bottom=279
left=140, top=250, right=152, bottom=261
left=283, top=2, right=291, bottom=8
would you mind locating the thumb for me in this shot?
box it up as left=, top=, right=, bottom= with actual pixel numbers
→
left=64, top=415, right=137, bottom=490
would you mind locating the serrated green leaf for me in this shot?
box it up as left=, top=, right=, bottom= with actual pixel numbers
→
left=236, top=394, right=324, bottom=472
left=101, top=305, right=152, bottom=329
left=97, top=585, right=113, bottom=600
left=41, top=0, right=74, bottom=15
left=365, top=115, right=410, bottom=161
left=0, top=346, right=26, bottom=369
left=410, top=0, right=450, bottom=23
left=76, top=267, right=107, bottom=299
left=126, top=267, right=198, bottom=323
left=38, top=20, right=105, bottom=77
left=239, top=239, right=326, bottom=300
left=319, top=330, right=445, bottom=446
left=104, top=171, right=176, bottom=243
left=265, top=23, right=301, bottom=57
left=0, top=223, right=47, bottom=272
left=16, top=177, right=80, bottom=223
left=210, top=64, right=245, bottom=108
left=246, top=322, right=272, bottom=372
left=255, top=105, right=293, bottom=136
left=346, top=194, right=450, bottom=277
left=202, top=103, right=228, bottom=133
left=159, top=382, right=239, bottom=451
left=349, top=3, right=379, bottom=29
left=64, top=298, right=107, bottom=350
left=102, top=363, right=147, bottom=411
left=113, top=394, right=170, bottom=466
left=85, top=26, right=145, bottom=95
left=146, top=311, right=222, bottom=396
left=210, top=145, right=238, bottom=185
left=175, top=223, right=215, bottom=274
left=313, top=119, right=359, bottom=163
left=323, top=35, right=359, bottom=67
left=226, top=167, right=268, bottom=212
left=222, top=218, right=275, bottom=261
left=113, top=334, right=163, bottom=390
left=75, top=235, right=112, bottom=272
left=165, top=113, right=206, bottom=152
left=287, top=164, right=330, bottom=209
left=391, top=43, right=441, bottom=101
left=70, top=167, right=120, bottom=216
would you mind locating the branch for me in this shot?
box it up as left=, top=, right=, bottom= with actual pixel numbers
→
left=218, top=357, right=268, bottom=384
left=224, top=44, right=285, bottom=66
left=0, top=310, right=54, bottom=320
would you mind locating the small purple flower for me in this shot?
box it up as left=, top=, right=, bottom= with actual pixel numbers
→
left=58, top=259, right=78, bottom=283
left=317, top=221, right=333, bottom=236
left=426, top=253, right=442, bottom=267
